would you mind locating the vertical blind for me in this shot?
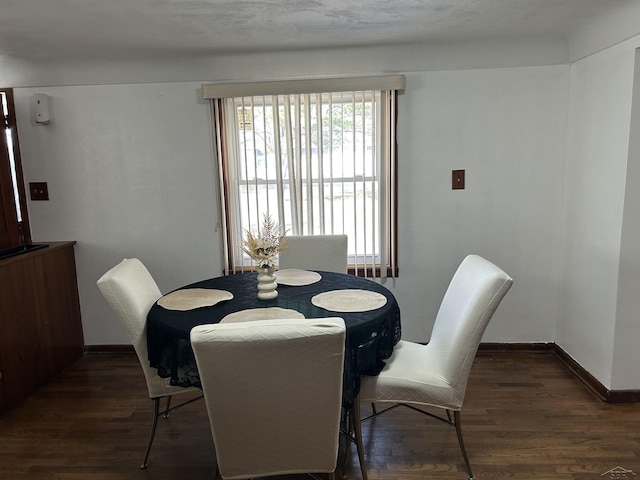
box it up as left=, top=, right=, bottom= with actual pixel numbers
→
left=205, top=76, right=403, bottom=277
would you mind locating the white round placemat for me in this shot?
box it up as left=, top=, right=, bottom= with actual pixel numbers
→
left=220, top=307, right=305, bottom=324
left=157, top=288, right=233, bottom=311
left=311, top=289, right=387, bottom=312
left=276, top=269, right=322, bottom=286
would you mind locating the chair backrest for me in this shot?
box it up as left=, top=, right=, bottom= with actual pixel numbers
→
left=278, top=234, right=348, bottom=273
left=190, top=317, right=346, bottom=480
left=428, top=254, right=513, bottom=408
left=97, top=258, right=169, bottom=398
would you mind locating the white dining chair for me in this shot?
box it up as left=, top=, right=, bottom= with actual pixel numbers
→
left=356, top=254, right=513, bottom=480
left=97, top=258, right=203, bottom=469
left=278, top=234, right=348, bottom=273
left=190, top=317, right=346, bottom=480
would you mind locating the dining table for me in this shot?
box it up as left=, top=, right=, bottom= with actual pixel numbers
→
left=146, top=269, right=401, bottom=408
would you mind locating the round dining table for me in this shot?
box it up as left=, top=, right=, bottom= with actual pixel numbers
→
left=146, top=270, right=401, bottom=408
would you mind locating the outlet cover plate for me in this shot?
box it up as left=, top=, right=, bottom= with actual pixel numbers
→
left=29, top=182, right=49, bottom=201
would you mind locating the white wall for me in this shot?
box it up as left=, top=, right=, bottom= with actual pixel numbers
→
left=568, top=1, right=640, bottom=63
left=612, top=48, right=640, bottom=390
left=14, top=83, right=224, bottom=344
left=0, top=39, right=568, bottom=88
left=559, top=37, right=640, bottom=390
left=12, top=65, right=568, bottom=347
left=395, top=67, right=568, bottom=341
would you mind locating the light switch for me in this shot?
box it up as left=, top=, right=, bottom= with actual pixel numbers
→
left=452, top=170, right=465, bottom=190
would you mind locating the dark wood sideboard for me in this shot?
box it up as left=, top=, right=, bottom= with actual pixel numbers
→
left=0, top=241, right=84, bottom=414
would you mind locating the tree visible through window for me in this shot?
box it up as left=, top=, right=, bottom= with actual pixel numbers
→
left=205, top=77, right=401, bottom=277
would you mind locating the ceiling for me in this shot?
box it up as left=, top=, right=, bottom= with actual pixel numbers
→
left=0, top=0, right=630, bottom=63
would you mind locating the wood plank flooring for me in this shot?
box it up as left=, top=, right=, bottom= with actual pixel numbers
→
left=1, top=351, right=639, bottom=480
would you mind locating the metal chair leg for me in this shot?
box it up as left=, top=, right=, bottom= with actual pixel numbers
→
left=350, top=401, right=368, bottom=480
left=163, top=395, right=172, bottom=418
left=140, top=393, right=203, bottom=469
left=141, top=398, right=161, bottom=469
left=453, top=411, right=474, bottom=480
left=308, top=472, right=336, bottom=480
left=340, top=416, right=352, bottom=479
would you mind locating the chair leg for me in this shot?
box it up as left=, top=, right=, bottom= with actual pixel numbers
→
left=453, top=411, right=474, bottom=480
left=308, top=472, right=336, bottom=480
left=350, top=401, right=368, bottom=480
left=141, top=398, right=161, bottom=469
left=163, top=395, right=172, bottom=418
left=340, top=421, right=352, bottom=479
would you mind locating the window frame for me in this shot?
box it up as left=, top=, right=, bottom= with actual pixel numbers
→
left=205, top=77, right=402, bottom=278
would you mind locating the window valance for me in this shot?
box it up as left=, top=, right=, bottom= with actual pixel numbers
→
left=202, top=75, right=405, bottom=99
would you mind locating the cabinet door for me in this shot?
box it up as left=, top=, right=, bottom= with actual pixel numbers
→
left=0, top=244, right=84, bottom=414
left=0, top=355, right=6, bottom=413
left=0, top=257, right=50, bottom=410
left=37, top=247, right=84, bottom=371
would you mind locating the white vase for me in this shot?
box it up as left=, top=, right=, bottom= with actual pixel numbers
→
left=256, top=267, right=278, bottom=300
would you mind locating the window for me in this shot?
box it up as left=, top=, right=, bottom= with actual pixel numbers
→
left=0, top=88, right=30, bottom=249
left=204, top=76, right=403, bottom=277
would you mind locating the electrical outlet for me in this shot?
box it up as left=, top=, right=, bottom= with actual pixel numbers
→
left=29, top=182, right=49, bottom=201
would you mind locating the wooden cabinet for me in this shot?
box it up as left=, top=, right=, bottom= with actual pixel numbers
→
left=0, top=242, right=84, bottom=414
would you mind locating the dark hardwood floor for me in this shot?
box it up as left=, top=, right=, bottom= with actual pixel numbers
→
left=1, top=351, right=639, bottom=479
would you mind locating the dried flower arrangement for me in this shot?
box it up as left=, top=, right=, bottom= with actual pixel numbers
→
left=241, top=214, right=288, bottom=269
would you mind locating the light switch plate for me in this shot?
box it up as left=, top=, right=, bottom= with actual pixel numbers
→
left=452, top=170, right=465, bottom=190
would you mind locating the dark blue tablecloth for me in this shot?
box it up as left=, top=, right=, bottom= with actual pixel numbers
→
left=147, top=271, right=401, bottom=407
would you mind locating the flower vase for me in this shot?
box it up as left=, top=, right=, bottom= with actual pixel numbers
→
left=256, top=266, right=278, bottom=300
